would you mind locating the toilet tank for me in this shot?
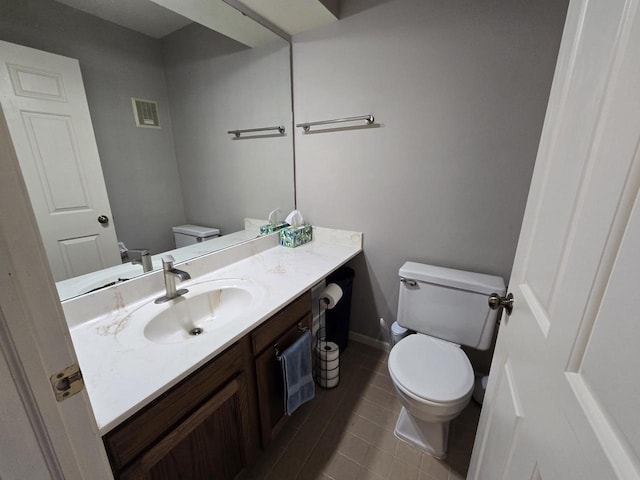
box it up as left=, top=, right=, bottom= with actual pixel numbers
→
left=172, top=225, right=220, bottom=248
left=398, top=262, right=505, bottom=350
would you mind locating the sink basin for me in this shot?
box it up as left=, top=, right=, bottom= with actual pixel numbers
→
left=115, top=278, right=264, bottom=346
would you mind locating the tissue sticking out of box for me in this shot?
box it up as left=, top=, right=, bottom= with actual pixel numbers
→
left=259, top=208, right=289, bottom=235
left=268, top=208, right=281, bottom=225
left=285, top=210, right=304, bottom=227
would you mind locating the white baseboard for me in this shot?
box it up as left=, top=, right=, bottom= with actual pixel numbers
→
left=349, top=331, right=390, bottom=352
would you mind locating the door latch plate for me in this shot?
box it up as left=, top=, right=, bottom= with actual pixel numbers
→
left=50, top=364, right=84, bottom=402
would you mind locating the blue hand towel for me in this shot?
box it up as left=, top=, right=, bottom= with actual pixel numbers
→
left=279, top=331, right=315, bottom=415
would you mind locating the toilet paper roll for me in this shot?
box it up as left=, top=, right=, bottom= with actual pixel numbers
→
left=319, top=376, right=339, bottom=388
left=316, top=341, right=339, bottom=361
left=317, top=357, right=339, bottom=373
left=318, top=367, right=339, bottom=381
left=320, top=283, right=343, bottom=309
left=316, top=341, right=340, bottom=388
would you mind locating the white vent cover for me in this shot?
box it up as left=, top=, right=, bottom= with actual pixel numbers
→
left=131, top=98, right=160, bottom=128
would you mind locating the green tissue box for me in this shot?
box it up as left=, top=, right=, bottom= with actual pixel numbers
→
left=279, top=225, right=312, bottom=248
left=259, top=222, right=289, bottom=236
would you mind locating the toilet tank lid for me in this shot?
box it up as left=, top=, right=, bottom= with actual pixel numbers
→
left=172, top=224, right=220, bottom=237
left=399, top=262, right=505, bottom=295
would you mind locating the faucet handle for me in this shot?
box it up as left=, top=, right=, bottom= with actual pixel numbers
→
left=161, top=255, right=175, bottom=269
left=129, top=248, right=150, bottom=255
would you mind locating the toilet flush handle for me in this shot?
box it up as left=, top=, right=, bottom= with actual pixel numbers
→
left=400, top=277, right=418, bottom=287
left=488, top=292, right=514, bottom=315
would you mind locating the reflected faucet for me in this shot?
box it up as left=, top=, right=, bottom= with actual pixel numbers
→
left=155, top=255, right=191, bottom=304
left=129, top=248, right=153, bottom=273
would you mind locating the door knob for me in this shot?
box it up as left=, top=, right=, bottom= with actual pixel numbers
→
left=97, top=215, right=109, bottom=225
left=488, top=292, right=514, bottom=315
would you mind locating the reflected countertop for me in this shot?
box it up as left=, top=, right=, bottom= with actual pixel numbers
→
left=63, top=226, right=362, bottom=434
left=56, top=229, right=259, bottom=301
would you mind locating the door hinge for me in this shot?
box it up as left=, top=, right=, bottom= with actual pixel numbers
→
left=50, top=364, right=84, bottom=402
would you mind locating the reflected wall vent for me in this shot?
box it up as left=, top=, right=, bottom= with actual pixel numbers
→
left=131, top=98, right=160, bottom=129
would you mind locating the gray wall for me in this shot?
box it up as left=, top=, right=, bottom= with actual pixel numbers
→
left=0, top=0, right=186, bottom=254
left=163, top=24, right=295, bottom=234
left=293, top=0, right=568, bottom=366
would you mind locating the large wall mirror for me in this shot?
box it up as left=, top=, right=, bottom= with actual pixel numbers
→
left=0, top=0, right=295, bottom=301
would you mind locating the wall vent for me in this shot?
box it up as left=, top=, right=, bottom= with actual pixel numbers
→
left=131, top=98, right=160, bottom=129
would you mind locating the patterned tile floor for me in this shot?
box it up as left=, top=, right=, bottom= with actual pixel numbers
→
left=245, top=341, right=481, bottom=479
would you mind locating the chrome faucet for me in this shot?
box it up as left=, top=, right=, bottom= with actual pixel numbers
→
left=129, top=248, right=153, bottom=273
left=155, top=255, right=191, bottom=303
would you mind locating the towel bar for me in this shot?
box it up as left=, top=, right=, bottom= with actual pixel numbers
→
left=227, top=125, right=285, bottom=138
left=274, top=323, right=310, bottom=359
left=296, top=114, right=374, bottom=133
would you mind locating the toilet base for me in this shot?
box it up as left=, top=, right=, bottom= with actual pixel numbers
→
left=394, top=407, right=450, bottom=459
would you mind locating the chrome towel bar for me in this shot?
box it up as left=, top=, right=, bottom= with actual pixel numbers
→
left=274, top=323, right=310, bottom=359
left=296, top=114, right=375, bottom=132
left=227, top=125, right=285, bottom=138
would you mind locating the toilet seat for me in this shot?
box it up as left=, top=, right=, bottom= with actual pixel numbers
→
left=388, top=334, right=474, bottom=404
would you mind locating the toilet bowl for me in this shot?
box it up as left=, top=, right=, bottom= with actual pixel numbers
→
left=388, top=334, right=474, bottom=458
left=388, top=261, right=505, bottom=458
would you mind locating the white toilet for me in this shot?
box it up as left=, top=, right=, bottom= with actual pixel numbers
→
left=387, top=261, right=505, bottom=458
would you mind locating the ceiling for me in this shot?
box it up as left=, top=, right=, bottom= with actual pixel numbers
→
left=53, top=0, right=339, bottom=46
left=54, top=0, right=191, bottom=38
left=237, top=0, right=338, bottom=36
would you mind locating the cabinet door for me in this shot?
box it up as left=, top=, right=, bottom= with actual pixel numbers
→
left=104, top=342, right=245, bottom=472
left=255, top=313, right=312, bottom=446
left=121, top=374, right=251, bottom=480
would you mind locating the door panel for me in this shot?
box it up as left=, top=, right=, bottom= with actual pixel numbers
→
left=59, top=235, right=109, bottom=277
left=22, top=112, right=91, bottom=211
left=473, top=358, right=524, bottom=480
left=7, top=63, right=67, bottom=101
left=579, top=193, right=640, bottom=462
left=521, top=0, right=627, bottom=312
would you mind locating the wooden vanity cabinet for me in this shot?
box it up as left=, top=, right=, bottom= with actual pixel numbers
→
left=120, top=373, right=251, bottom=480
left=252, top=291, right=312, bottom=447
left=102, top=290, right=312, bottom=479
left=103, top=339, right=259, bottom=480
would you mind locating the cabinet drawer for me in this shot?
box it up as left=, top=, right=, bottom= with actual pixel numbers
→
left=104, top=341, right=244, bottom=473
left=251, top=290, right=311, bottom=354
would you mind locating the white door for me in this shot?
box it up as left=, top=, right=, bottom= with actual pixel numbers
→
left=0, top=109, right=113, bottom=477
left=469, top=1, right=640, bottom=478
left=0, top=40, right=121, bottom=282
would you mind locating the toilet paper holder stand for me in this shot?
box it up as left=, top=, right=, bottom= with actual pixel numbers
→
left=273, top=323, right=310, bottom=360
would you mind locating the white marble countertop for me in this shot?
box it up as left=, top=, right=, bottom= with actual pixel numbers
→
left=66, top=228, right=362, bottom=434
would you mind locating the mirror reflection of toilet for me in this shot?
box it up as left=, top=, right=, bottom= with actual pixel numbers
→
left=387, top=262, right=505, bottom=458
left=172, top=224, right=220, bottom=248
